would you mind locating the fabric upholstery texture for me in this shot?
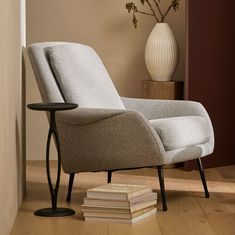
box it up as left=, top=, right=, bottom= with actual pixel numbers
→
left=48, top=44, right=125, bottom=109
left=28, top=42, right=66, bottom=103
left=28, top=42, right=214, bottom=173
left=57, top=108, right=165, bottom=173
left=121, top=97, right=214, bottom=165
left=150, top=116, right=210, bottom=151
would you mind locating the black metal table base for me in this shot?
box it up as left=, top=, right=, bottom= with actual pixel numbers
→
left=34, top=208, right=75, bottom=217
left=28, top=103, right=78, bottom=217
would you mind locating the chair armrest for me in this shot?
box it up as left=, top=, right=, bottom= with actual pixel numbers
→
left=122, top=97, right=208, bottom=119
left=56, top=107, right=166, bottom=172
left=57, top=107, right=126, bottom=126
left=121, top=97, right=214, bottom=152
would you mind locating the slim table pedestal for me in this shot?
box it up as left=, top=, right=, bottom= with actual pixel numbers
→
left=28, top=103, right=78, bottom=217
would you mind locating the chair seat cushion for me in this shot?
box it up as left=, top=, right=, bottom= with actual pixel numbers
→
left=150, top=116, right=210, bottom=151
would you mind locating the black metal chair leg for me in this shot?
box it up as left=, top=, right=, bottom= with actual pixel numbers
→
left=157, top=166, right=167, bottom=211
left=66, top=173, right=75, bottom=202
left=107, top=170, right=112, bottom=183
left=196, top=158, right=210, bottom=198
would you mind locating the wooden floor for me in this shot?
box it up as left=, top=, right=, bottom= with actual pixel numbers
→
left=11, top=161, right=235, bottom=235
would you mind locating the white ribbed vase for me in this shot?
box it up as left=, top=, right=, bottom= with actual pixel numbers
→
left=145, top=23, right=179, bottom=81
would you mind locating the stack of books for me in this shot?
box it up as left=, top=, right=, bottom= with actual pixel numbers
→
left=81, top=183, right=157, bottom=224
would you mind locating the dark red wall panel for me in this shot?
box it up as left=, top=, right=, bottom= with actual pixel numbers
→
left=185, top=0, right=235, bottom=169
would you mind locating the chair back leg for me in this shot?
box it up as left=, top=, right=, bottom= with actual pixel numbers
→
left=66, top=173, right=75, bottom=202
left=196, top=158, right=210, bottom=198
left=65, top=161, right=208, bottom=208
left=107, top=170, right=112, bottom=183
left=157, top=166, right=167, bottom=211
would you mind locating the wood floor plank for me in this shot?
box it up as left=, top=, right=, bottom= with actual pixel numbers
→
left=216, top=165, right=235, bottom=182
left=206, top=213, right=235, bottom=235
left=142, top=168, right=215, bottom=235
left=11, top=161, right=235, bottom=235
left=108, top=215, right=162, bottom=235
left=190, top=167, right=235, bottom=235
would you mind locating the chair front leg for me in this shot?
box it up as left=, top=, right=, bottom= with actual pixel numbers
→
left=157, top=166, right=167, bottom=211
left=66, top=173, right=75, bottom=202
left=196, top=158, right=210, bottom=198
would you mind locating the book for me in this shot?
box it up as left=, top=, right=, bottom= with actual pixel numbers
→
left=81, top=200, right=157, bottom=213
left=85, top=208, right=157, bottom=224
left=83, top=192, right=157, bottom=207
left=86, top=183, right=152, bottom=200
left=83, top=205, right=156, bottom=219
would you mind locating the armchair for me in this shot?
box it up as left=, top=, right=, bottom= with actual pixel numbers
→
left=28, top=42, right=214, bottom=211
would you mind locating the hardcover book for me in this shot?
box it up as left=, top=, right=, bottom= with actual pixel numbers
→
left=83, top=192, right=157, bottom=207
left=83, top=205, right=156, bottom=219
left=85, top=208, right=157, bottom=224
left=86, top=183, right=152, bottom=200
left=81, top=200, right=157, bottom=213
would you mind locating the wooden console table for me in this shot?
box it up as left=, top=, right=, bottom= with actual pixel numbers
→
left=142, top=80, right=184, bottom=100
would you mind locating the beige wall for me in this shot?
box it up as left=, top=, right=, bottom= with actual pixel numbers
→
left=0, top=0, right=24, bottom=234
left=26, top=0, right=185, bottom=160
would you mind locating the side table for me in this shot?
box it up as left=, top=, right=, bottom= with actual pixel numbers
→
left=27, top=103, right=78, bottom=217
left=142, top=80, right=184, bottom=100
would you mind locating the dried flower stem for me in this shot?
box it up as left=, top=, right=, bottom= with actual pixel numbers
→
left=125, top=0, right=180, bottom=28
left=136, top=10, right=155, bottom=17
left=145, top=0, right=160, bottom=22
left=162, top=3, right=174, bottom=22
left=152, top=0, right=164, bottom=20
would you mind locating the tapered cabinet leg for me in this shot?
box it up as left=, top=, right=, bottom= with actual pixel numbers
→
left=157, top=166, right=167, bottom=211
left=107, top=171, right=112, bottom=183
left=66, top=173, right=75, bottom=202
left=196, top=158, right=210, bottom=198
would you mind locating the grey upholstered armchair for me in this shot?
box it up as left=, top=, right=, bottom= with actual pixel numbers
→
left=28, top=42, right=214, bottom=211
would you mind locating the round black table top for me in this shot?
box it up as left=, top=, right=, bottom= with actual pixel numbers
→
left=27, top=103, right=78, bottom=111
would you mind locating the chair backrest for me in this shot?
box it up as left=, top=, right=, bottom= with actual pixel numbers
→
left=28, top=42, right=125, bottom=109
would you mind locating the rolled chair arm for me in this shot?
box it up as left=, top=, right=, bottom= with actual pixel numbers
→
left=57, top=107, right=126, bottom=126
left=56, top=107, right=166, bottom=173
left=121, top=97, right=214, bottom=152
